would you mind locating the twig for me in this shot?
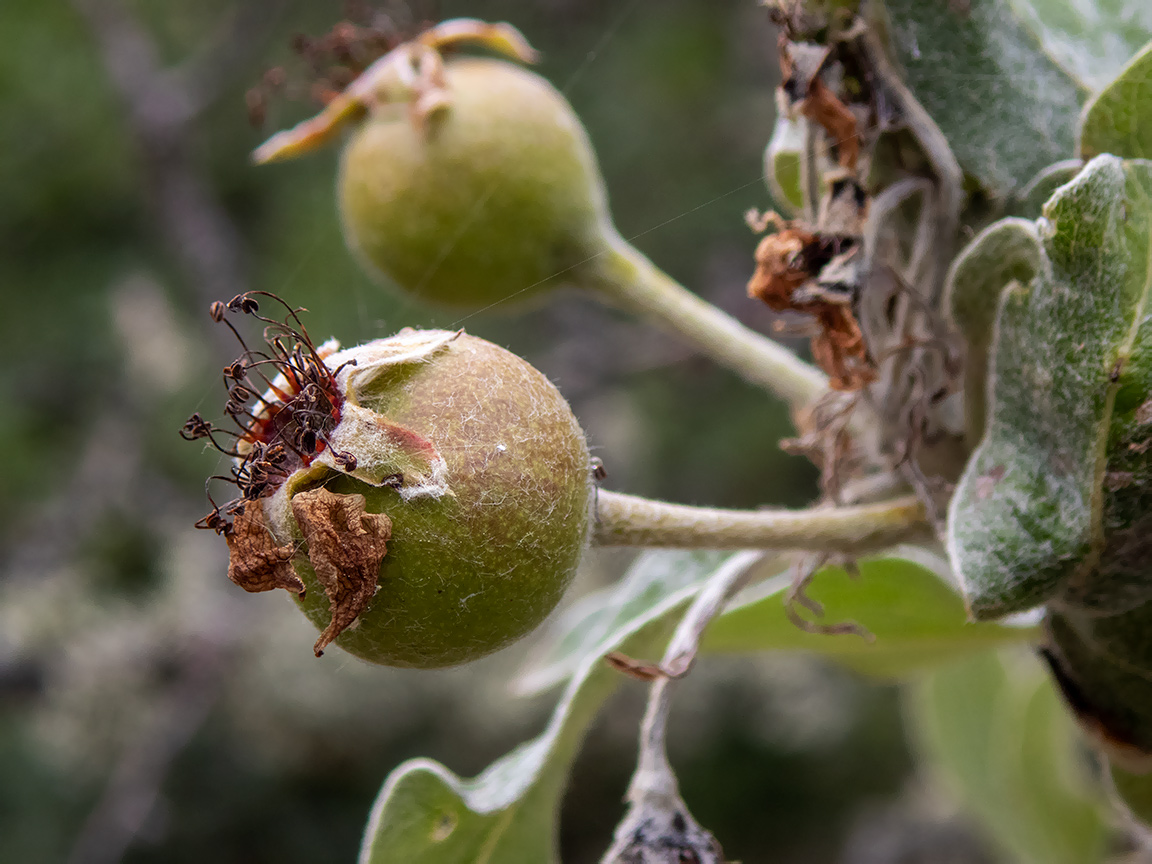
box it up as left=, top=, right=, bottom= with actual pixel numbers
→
left=600, top=555, right=766, bottom=864
left=588, top=235, right=830, bottom=412
left=593, top=489, right=930, bottom=551
left=70, top=0, right=280, bottom=356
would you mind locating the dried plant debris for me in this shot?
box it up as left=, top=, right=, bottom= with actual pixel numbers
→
left=783, top=393, right=862, bottom=502
left=783, top=553, right=872, bottom=639
left=223, top=500, right=306, bottom=597
left=183, top=292, right=396, bottom=656
left=747, top=202, right=875, bottom=392
left=252, top=17, right=540, bottom=163
left=777, top=36, right=862, bottom=174
left=246, top=4, right=423, bottom=128
left=750, top=8, right=966, bottom=518
left=603, top=651, right=665, bottom=682
left=291, top=486, right=392, bottom=656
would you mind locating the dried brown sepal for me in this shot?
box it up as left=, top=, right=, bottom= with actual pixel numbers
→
left=747, top=223, right=817, bottom=309
left=291, top=486, right=392, bottom=656
left=810, top=306, right=875, bottom=391
left=225, top=500, right=306, bottom=596
left=803, top=76, right=860, bottom=175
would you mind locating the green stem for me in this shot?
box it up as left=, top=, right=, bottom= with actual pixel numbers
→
left=593, top=489, right=930, bottom=552
left=584, top=233, right=828, bottom=410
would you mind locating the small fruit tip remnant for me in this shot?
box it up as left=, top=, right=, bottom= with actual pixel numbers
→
left=251, top=17, right=539, bottom=165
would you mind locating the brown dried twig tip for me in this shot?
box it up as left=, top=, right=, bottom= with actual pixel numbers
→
left=783, top=554, right=873, bottom=640
left=246, top=10, right=407, bottom=129
left=604, top=651, right=666, bottom=681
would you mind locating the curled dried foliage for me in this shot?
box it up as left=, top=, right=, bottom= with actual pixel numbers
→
left=762, top=12, right=967, bottom=524
left=291, top=486, right=392, bottom=656
left=747, top=211, right=875, bottom=391
left=778, top=36, right=861, bottom=174
left=246, top=6, right=414, bottom=127
left=224, top=500, right=306, bottom=596
left=782, top=553, right=872, bottom=640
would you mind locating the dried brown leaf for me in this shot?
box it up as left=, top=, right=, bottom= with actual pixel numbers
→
left=291, top=486, right=392, bottom=656
left=604, top=651, right=665, bottom=681
left=225, top=500, right=305, bottom=596
left=802, top=76, right=860, bottom=174
left=747, top=221, right=875, bottom=391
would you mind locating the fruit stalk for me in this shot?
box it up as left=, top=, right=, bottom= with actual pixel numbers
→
left=593, top=489, right=929, bottom=552
left=587, top=234, right=829, bottom=410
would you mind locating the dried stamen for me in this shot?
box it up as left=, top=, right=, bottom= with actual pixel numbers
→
left=186, top=292, right=347, bottom=531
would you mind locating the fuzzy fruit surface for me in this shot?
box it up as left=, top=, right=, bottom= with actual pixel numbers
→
left=339, top=58, right=612, bottom=308
left=276, top=332, right=593, bottom=667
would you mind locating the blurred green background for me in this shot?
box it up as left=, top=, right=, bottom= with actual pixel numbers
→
left=0, top=1, right=994, bottom=862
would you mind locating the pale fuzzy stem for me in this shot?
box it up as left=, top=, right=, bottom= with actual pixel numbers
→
left=627, top=677, right=678, bottom=803
left=585, top=233, right=829, bottom=411
left=630, top=554, right=762, bottom=795
left=593, top=489, right=929, bottom=552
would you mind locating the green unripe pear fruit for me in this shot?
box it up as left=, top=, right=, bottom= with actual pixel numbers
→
left=189, top=300, right=594, bottom=669
left=339, top=57, right=611, bottom=308
left=253, top=19, right=830, bottom=409
left=277, top=330, right=594, bottom=667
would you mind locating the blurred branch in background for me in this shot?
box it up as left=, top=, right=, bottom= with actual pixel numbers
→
left=9, top=2, right=288, bottom=862
left=69, top=0, right=287, bottom=353
left=65, top=635, right=230, bottom=864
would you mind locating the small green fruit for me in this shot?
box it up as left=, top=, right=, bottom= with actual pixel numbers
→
left=187, top=297, right=593, bottom=668
left=278, top=329, right=594, bottom=667
left=254, top=21, right=615, bottom=310
left=338, top=57, right=612, bottom=307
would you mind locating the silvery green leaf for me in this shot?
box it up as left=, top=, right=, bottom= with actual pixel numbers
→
left=1079, top=39, right=1152, bottom=160
left=764, top=115, right=805, bottom=215
left=948, top=155, right=1152, bottom=619
left=870, top=0, right=1086, bottom=199
left=358, top=551, right=755, bottom=864
left=358, top=545, right=1039, bottom=862
left=522, top=550, right=1037, bottom=694
left=908, top=651, right=1108, bottom=864
left=1010, top=160, right=1084, bottom=219
left=945, top=217, right=1044, bottom=445
left=1007, top=0, right=1152, bottom=90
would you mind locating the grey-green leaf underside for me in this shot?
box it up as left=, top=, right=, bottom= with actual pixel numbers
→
left=1080, top=38, right=1152, bottom=161
left=1007, top=0, right=1152, bottom=91
left=948, top=155, right=1152, bottom=619
left=872, top=0, right=1086, bottom=200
